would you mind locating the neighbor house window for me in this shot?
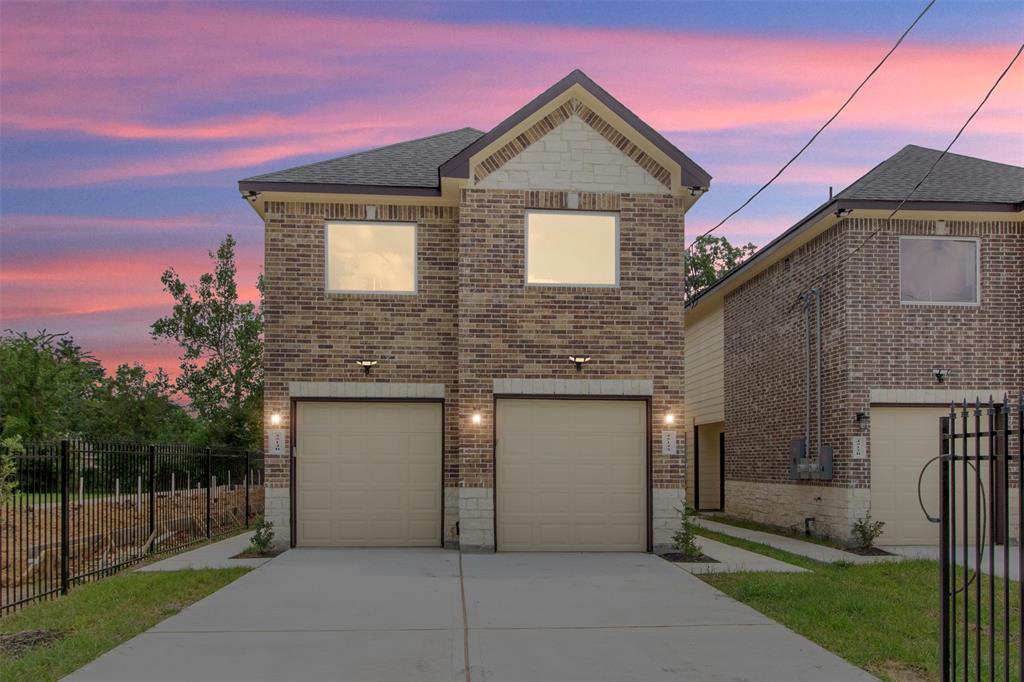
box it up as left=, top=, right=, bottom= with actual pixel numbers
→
left=325, top=222, right=416, bottom=293
left=526, top=211, right=618, bottom=286
left=899, top=237, right=979, bottom=304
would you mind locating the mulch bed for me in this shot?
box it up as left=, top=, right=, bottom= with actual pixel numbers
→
left=660, top=552, right=720, bottom=563
left=844, top=546, right=895, bottom=556
left=0, top=629, right=64, bottom=657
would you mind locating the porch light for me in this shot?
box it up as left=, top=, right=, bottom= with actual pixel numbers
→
left=568, top=355, right=591, bottom=371
left=270, top=412, right=282, bottom=426
left=356, top=359, right=378, bottom=375
left=664, top=414, right=675, bottom=425
left=471, top=412, right=482, bottom=425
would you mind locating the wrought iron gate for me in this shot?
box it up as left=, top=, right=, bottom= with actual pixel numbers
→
left=938, top=395, right=1022, bottom=682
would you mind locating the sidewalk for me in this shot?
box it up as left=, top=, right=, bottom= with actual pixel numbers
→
left=674, top=535, right=807, bottom=574
left=695, top=518, right=898, bottom=565
left=138, top=531, right=274, bottom=572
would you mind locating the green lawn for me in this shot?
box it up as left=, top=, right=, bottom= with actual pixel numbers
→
left=0, top=568, right=249, bottom=682
left=697, top=511, right=848, bottom=549
left=697, top=528, right=1020, bottom=682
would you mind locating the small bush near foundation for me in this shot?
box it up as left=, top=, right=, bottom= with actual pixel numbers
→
left=851, top=514, right=885, bottom=549
left=249, top=516, right=274, bottom=554
left=673, top=507, right=703, bottom=557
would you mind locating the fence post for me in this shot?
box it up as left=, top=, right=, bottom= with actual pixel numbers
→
left=148, top=445, right=156, bottom=553
left=60, top=439, right=70, bottom=596
left=245, top=450, right=251, bottom=528
left=205, top=447, right=212, bottom=539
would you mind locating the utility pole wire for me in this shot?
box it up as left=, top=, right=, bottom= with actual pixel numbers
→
left=687, top=0, right=936, bottom=249
left=843, top=40, right=1024, bottom=261
left=786, top=40, right=1024, bottom=315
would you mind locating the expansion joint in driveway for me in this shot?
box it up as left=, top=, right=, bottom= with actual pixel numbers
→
left=458, top=548, right=472, bottom=682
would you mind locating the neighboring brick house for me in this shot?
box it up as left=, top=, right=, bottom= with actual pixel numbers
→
left=685, top=146, right=1023, bottom=546
left=240, top=70, right=711, bottom=552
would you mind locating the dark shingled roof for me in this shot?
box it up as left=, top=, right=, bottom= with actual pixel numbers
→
left=241, top=127, right=484, bottom=189
left=836, top=144, right=1024, bottom=204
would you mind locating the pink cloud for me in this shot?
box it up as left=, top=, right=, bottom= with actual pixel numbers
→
left=1, top=4, right=1020, bottom=187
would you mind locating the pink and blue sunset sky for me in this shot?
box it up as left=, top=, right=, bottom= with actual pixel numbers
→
left=1, top=0, right=1021, bottom=377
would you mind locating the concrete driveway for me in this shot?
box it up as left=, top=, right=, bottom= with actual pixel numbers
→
left=68, top=549, right=873, bottom=682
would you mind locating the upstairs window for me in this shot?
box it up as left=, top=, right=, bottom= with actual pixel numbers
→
left=325, top=222, right=416, bottom=294
left=526, top=211, right=618, bottom=286
left=899, top=236, right=979, bottom=305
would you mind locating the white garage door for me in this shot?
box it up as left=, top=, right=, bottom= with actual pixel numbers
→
left=871, top=406, right=990, bottom=545
left=496, top=399, right=646, bottom=551
left=295, top=401, right=442, bottom=547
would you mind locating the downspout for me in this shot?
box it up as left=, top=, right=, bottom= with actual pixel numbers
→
left=814, top=287, right=822, bottom=458
left=803, top=292, right=811, bottom=456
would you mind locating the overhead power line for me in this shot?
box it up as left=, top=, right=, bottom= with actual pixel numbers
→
left=842, top=41, right=1024, bottom=261
left=687, top=0, right=936, bottom=248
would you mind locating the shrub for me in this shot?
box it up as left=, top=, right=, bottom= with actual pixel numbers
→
left=0, top=435, right=23, bottom=504
left=851, top=513, right=885, bottom=549
left=249, top=516, right=275, bottom=554
left=672, top=506, right=702, bottom=557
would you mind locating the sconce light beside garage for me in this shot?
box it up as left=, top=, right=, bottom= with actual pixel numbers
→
left=664, top=414, right=675, bottom=425
left=355, top=359, right=378, bottom=375
left=270, top=412, right=282, bottom=426
left=471, top=412, right=482, bottom=425
left=934, top=369, right=949, bottom=384
left=568, top=355, right=591, bottom=372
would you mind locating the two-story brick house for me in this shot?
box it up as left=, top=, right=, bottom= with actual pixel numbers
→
left=685, top=145, right=1023, bottom=546
left=240, top=70, right=711, bottom=552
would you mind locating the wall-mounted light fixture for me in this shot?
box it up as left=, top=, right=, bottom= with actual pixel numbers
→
left=471, top=412, right=482, bottom=425
left=355, top=359, right=378, bottom=375
left=834, top=208, right=853, bottom=219
left=664, top=414, right=675, bottom=425
left=270, top=412, right=282, bottom=426
left=568, top=355, right=591, bottom=372
left=933, top=369, right=949, bottom=384
left=687, top=186, right=708, bottom=197
left=854, top=412, right=868, bottom=423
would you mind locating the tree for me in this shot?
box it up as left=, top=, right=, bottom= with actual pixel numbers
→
left=151, top=235, right=263, bottom=448
left=685, top=235, right=757, bottom=302
left=87, top=364, right=196, bottom=442
left=0, top=330, right=105, bottom=440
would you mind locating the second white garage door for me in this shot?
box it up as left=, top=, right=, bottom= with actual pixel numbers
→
left=295, top=401, right=442, bottom=547
left=496, top=399, right=647, bottom=551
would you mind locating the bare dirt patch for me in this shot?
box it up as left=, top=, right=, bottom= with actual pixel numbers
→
left=0, top=629, right=64, bottom=657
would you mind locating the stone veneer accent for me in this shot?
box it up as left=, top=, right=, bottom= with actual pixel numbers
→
left=458, top=488, right=494, bottom=551
left=723, top=218, right=1022, bottom=542
left=473, top=98, right=671, bottom=188
left=265, top=487, right=291, bottom=550
left=652, top=488, right=686, bottom=553
left=476, top=115, right=666, bottom=194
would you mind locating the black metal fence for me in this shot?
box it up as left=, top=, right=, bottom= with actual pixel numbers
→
left=1, top=439, right=264, bottom=616
left=938, top=395, right=1022, bottom=682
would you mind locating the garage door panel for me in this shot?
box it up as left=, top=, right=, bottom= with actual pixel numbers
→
left=296, top=401, right=442, bottom=547
left=497, top=399, right=646, bottom=551
left=872, top=407, right=990, bottom=545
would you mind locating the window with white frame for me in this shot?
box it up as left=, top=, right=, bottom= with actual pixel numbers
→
left=325, top=222, right=416, bottom=293
left=899, top=236, right=979, bottom=304
left=526, top=210, right=618, bottom=286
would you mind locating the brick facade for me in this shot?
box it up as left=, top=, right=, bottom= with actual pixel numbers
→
left=723, top=217, right=1023, bottom=540
left=262, top=188, right=687, bottom=551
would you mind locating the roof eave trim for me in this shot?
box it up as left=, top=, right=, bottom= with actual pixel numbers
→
left=237, top=181, right=441, bottom=197
left=439, top=69, right=712, bottom=188
left=685, top=197, right=1022, bottom=309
